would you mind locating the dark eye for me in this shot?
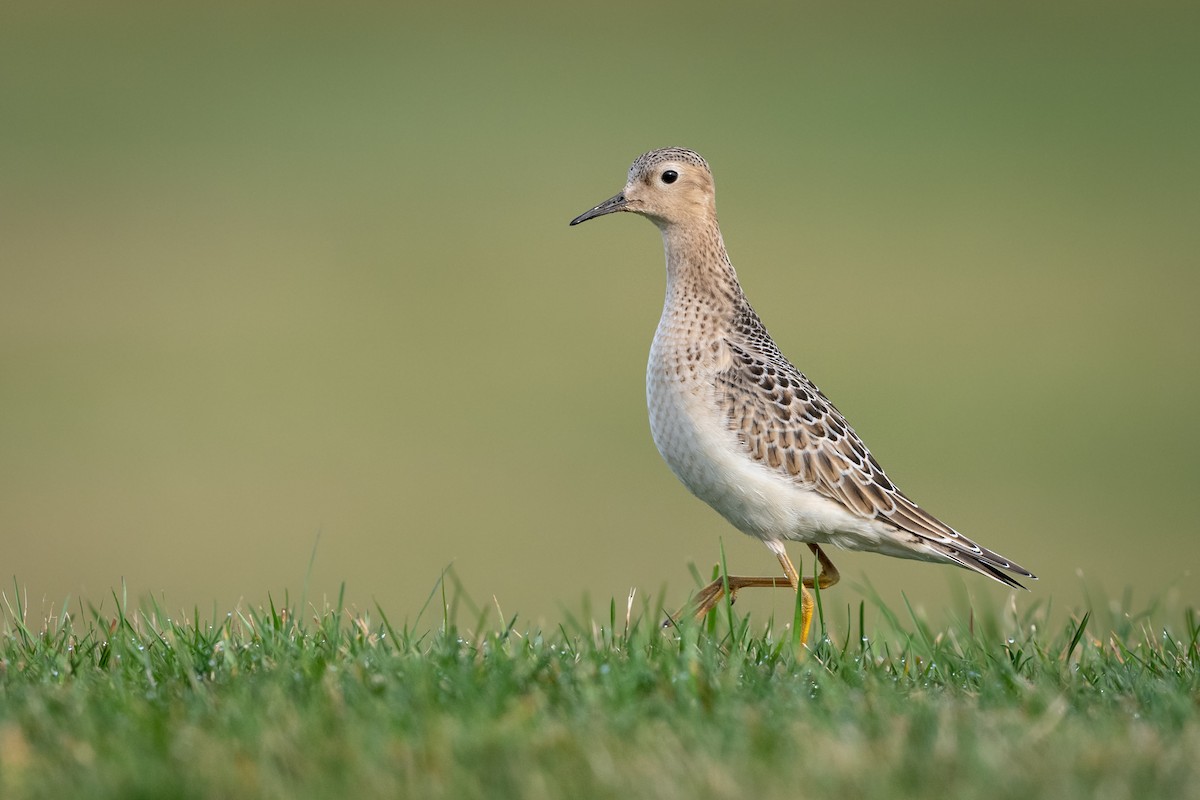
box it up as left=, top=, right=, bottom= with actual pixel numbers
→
left=661, top=170, right=678, bottom=184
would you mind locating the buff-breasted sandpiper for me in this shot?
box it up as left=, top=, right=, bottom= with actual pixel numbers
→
left=570, top=147, right=1035, bottom=642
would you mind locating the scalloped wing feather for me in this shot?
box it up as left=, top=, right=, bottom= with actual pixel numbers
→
left=719, top=308, right=1034, bottom=587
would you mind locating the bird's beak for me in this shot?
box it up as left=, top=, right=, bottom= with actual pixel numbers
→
left=569, top=193, right=628, bottom=226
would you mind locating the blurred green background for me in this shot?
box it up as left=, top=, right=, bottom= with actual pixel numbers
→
left=3, top=1, right=1198, bottom=630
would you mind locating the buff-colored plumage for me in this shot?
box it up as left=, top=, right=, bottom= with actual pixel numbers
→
left=570, top=147, right=1033, bottom=634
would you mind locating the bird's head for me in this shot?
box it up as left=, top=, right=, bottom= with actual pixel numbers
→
left=570, top=147, right=716, bottom=231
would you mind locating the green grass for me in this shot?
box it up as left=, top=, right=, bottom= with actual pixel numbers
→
left=2, top=580, right=1197, bottom=800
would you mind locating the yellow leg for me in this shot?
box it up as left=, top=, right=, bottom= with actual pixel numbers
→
left=775, top=543, right=840, bottom=643
left=669, top=543, right=840, bottom=643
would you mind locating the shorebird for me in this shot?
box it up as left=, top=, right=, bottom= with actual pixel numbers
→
left=569, top=147, right=1034, bottom=642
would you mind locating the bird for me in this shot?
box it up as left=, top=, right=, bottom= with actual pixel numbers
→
left=569, top=147, right=1035, bottom=642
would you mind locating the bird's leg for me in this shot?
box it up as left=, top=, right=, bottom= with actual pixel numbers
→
left=663, top=575, right=792, bottom=627
left=770, top=544, right=813, bottom=643
left=807, top=543, right=840, bottom=590
left=782, top=544, right=841, bottom=642
left=665, top=543, right=841, bottom=641
left=687, top=575, right=793, bottom=619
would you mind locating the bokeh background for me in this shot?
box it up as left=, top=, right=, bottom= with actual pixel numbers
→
left=3, top=1, right=1198, bottom=632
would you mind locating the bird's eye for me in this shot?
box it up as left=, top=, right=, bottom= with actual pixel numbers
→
left=661, top=170, right=678, bottom=184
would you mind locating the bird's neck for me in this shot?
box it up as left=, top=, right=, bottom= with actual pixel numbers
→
left=659, top=218, right=744, bottom=313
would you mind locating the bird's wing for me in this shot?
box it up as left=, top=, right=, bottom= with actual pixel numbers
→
left=717, top=306, right=1034, bottom=587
